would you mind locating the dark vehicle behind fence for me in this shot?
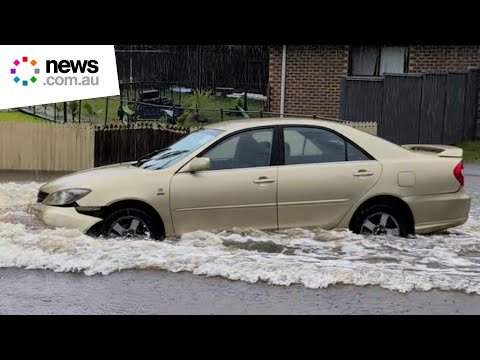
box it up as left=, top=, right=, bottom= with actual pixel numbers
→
left=135, top=90, right=183, bottom=123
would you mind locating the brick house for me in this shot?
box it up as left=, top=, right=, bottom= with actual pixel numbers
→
left=268, top=45, right=480, bottom=121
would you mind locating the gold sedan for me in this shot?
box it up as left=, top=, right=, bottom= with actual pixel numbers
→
left=32, top=119, right=471, bottom=240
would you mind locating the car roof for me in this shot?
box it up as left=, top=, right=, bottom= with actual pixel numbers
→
left=205, top=118, right=351, bottom=132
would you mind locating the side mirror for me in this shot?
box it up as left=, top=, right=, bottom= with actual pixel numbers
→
left=187, top=157, right=210, bottom=173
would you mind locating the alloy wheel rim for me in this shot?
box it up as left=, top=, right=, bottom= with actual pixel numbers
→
left=360, top=212, right=400, bottom=236
left=108, top=216, right=150, bottom=239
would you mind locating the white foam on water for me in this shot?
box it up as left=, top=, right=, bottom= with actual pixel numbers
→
left=1, top=181, right=480, bottom=294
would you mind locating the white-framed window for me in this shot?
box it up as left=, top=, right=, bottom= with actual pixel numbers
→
left=350, top=46, right=408, bottom=76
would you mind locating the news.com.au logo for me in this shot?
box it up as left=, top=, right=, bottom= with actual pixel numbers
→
left=11, top=57, right=39, bottom=86
left=11, top=57, right=99, bottom=87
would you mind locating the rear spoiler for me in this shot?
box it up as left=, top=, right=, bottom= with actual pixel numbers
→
left=401, top=144, right=463, bottom=158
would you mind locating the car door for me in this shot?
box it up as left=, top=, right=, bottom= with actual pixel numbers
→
left=170, top=127, right=278, bottom=235
left=278, top=126, right=382, bottom=230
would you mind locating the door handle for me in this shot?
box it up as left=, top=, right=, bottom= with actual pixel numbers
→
left=353, top=170, right=374, bottom=176
left=254, top=177, right=275, bottom=184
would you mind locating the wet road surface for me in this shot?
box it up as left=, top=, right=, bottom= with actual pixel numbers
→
left=2, top=267, right=480, bottom=315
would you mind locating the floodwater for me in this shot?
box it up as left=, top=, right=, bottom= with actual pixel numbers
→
left=1, top=167, right=480, bottom=314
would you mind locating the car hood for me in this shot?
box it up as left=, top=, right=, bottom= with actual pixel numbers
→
left=40, top=163, right=154, bottom=193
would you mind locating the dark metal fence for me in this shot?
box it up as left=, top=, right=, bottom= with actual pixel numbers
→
left=339, top=69, right=480, bottom=145
left=94, top=124, right=188, bottom=167
left=114, top=45, right=269, bottom=94
left=20, top=89, right=267, bottom=125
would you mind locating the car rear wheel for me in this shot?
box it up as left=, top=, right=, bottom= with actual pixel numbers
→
left=352, top=204, right=407, bottom=237
left=100, top=207, right=164, bottom=240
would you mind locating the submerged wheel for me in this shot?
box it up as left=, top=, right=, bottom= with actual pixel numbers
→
left=100, top=207, right=164, bottom=240
left=352, top=204, right=407, bottom=237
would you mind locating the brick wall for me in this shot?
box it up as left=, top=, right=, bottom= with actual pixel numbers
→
left=268, top=45, right=348, bottom=118
left=409, top=45, right=480, bottom=73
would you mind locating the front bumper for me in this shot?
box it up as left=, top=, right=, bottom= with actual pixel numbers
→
left=30, top=203, right=102, bottom=233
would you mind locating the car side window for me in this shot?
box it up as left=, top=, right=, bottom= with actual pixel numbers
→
left=204, top=128, right=274, bottom=170
left=283, top=127, right=370, bottom=165
left=347, top=142, right=370, bottom=161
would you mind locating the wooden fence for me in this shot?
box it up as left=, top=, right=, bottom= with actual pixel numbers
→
left=344, top=121, right=377, bottom=136
left=94, top=124, right=188, bottom=167
left=0, top=122, right=94, bottom=171
left=0, top=121, right=378, bottom=171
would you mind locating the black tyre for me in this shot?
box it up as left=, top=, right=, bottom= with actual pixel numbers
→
left=351, top=204, right=408, bottom=237
left=100, top=207, right=164, bottom=240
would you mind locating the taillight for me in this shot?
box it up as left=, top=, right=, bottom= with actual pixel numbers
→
left=453, top=161, right=464, bottom=186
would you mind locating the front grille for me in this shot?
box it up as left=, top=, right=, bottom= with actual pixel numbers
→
left=37, top=191, right=48, bottom=203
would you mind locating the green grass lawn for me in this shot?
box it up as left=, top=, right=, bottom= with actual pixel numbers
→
left=81, top=97, right=121, bottom=123
left=43, top=98, right=122, bottom=125
left=155, top=91, right=266, bottom=127
left=4, top=91, right=267, bottom=126
left=456, top=141, right=480, bottom=163
left=79, top=92, right=267, bottom=126
left=168, top=92, right=266, bottom=113
left=0, top=111, right=47, bottom=123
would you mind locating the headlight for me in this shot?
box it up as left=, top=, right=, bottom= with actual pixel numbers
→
left=43, top=189, right=91, bottom=206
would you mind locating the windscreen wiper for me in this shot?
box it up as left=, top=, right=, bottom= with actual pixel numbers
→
left=137, top=150, right=190, bottom=168
left=155, top=149, right=189, bottom=159
left=134, top=148, right=170, bottom=166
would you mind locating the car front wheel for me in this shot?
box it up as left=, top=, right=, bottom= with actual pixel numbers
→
left=100, top=207, right=164, bottom=240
